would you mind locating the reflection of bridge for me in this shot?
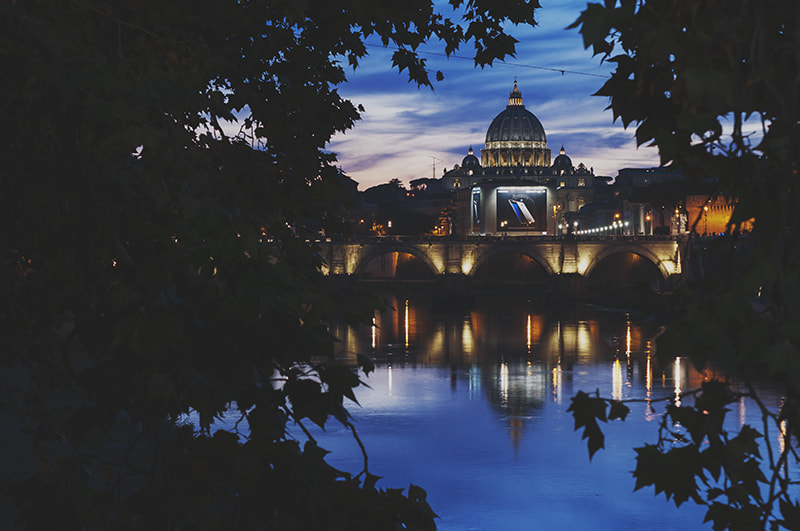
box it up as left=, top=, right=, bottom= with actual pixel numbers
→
left=318, top=236, right=685, bottom=292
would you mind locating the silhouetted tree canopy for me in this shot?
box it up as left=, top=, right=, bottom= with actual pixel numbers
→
left=569, top=1, right=800, bottom=529
left=0, top=0, right=539, bottom=528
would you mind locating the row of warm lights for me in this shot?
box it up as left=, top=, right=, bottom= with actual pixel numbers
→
left=557, top=220, right=631, bottom=235
left=576, top=220, right=630, bottom=235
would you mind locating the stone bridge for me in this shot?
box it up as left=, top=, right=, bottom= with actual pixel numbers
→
left=317, top=235, right=685, bottom=291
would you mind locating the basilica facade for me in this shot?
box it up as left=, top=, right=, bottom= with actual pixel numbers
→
left=441, top=82, right=611, bottom=236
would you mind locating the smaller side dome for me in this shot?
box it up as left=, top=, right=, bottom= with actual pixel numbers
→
left=552, top=146, right=573, bottom=175
left=461, top=146, right=481, bottom=171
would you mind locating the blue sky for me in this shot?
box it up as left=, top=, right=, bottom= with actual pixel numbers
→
left=327, top=1, right=662, bottom=190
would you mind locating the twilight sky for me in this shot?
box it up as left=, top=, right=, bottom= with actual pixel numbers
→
left=327, top=1, right=662, bottom=191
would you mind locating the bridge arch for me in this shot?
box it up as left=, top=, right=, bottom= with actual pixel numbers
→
left=469, top=244, right=555, bottom=289
left=354, top=244, right=441, bottom=279
left=470, top=244, right=556, bottom=277
left=583, top=244, right=670, bottom=291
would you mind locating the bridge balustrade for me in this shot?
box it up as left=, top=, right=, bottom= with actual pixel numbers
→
left=315, top=234, right=686, bottom=294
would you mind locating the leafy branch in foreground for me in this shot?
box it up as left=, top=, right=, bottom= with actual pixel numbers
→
left=0, top=0, right=539, bottom=528
left=569, top=380, right=800, bottom=530
left=569, top=0, right=800, bottom=529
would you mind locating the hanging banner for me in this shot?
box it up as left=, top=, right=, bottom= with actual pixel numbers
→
left=472, top=187, right=482, bottom=233
left=496, top=188, right=547, bottom=232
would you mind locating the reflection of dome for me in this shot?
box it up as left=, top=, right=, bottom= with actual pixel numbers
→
left=481, top=81, right=551, bottom=168
left=485, top=82, right=547, bottom=146
left=461, top=146, right=481, bottom=170
left=552, top=146, right=573, bottom=175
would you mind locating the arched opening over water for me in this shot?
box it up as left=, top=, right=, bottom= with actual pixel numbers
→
left=471, top=251, right=551, bottom=290
left=586, top=251, right=665, bottom=293
left=358, top=251, right=436, bottom=281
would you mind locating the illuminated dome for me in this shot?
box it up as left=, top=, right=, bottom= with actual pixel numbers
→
left=485, top=82, right=546, bottom=145
left=461, top=146, right=481, bottom=171
left=481, top=81, right=551, bottom=168
left=552, top=146, right=573, bottom=175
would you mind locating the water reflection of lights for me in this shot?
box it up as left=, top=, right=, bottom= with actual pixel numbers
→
left=643, top=355, right=660, bottom=422
left=500, top=362, right=509, bottom=406
left=548, top=320, right=594, bottom=360
left=738, top=396, right=746, bottom=429
left=626, top=314, right=632, bottom=355
left=388, top=364, right=393, bottom=395
left=462, top=317, right=474, bottom=361
left=612, top=358, right=623, bottom=401
left=526, top=314, right=532, bottom=352
left=674, top=357, right=682, bottom=407
left=469, top=366, right=481, bottom=399
left=371, top=313, right=377, bottom=349
left=552, top=362, right=561, bottom=403
left=404, top=299, right=409, bottom=350
left=780, top=419, right=788, bottom=454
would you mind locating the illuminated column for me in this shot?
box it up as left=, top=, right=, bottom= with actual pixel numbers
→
left=638, top=205, right=645, bottom=235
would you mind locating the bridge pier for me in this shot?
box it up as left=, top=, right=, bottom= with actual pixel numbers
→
left=435, top=273, right=474, bottom=304
left=554, top=273, right=584, bottom=296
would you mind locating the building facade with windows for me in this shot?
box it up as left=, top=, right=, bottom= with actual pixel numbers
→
left=442, top=82, right=611, bottom=236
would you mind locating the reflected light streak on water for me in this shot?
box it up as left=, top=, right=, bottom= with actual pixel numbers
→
left=739, top=395, right=746, bottom=429
left=404, top=299, right=409, bottom=350
left=469, top=365, right=481, bottom=399
left=674, top=356, right=682, bottom=407
left=626, top=314, right=631, bottom=355
left=612, top=358, right=623, bottom=401
left=500, top=362, right=509, bottom=407
left=552, top=363, right=561, bottom=403
left=645, top=341, right=652, bottom=396
left=780, top=419, right=788, bottom=454
left=371, top=313, right=377, bottom=349
left=527, top=314, right=532, bottom=352
left=644, top=341, right=659, bottom=421
left=462, top=317, right=474, bottom=362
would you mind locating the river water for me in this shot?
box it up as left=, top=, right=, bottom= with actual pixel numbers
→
left=317, top=287, right=784, bottom=530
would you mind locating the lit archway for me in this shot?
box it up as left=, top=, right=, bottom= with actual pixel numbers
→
left=357, top=250, right=437, bottom=280
left=585, top=251, right=666, bottom=292
left=471, top=250, right=552, bottom=290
